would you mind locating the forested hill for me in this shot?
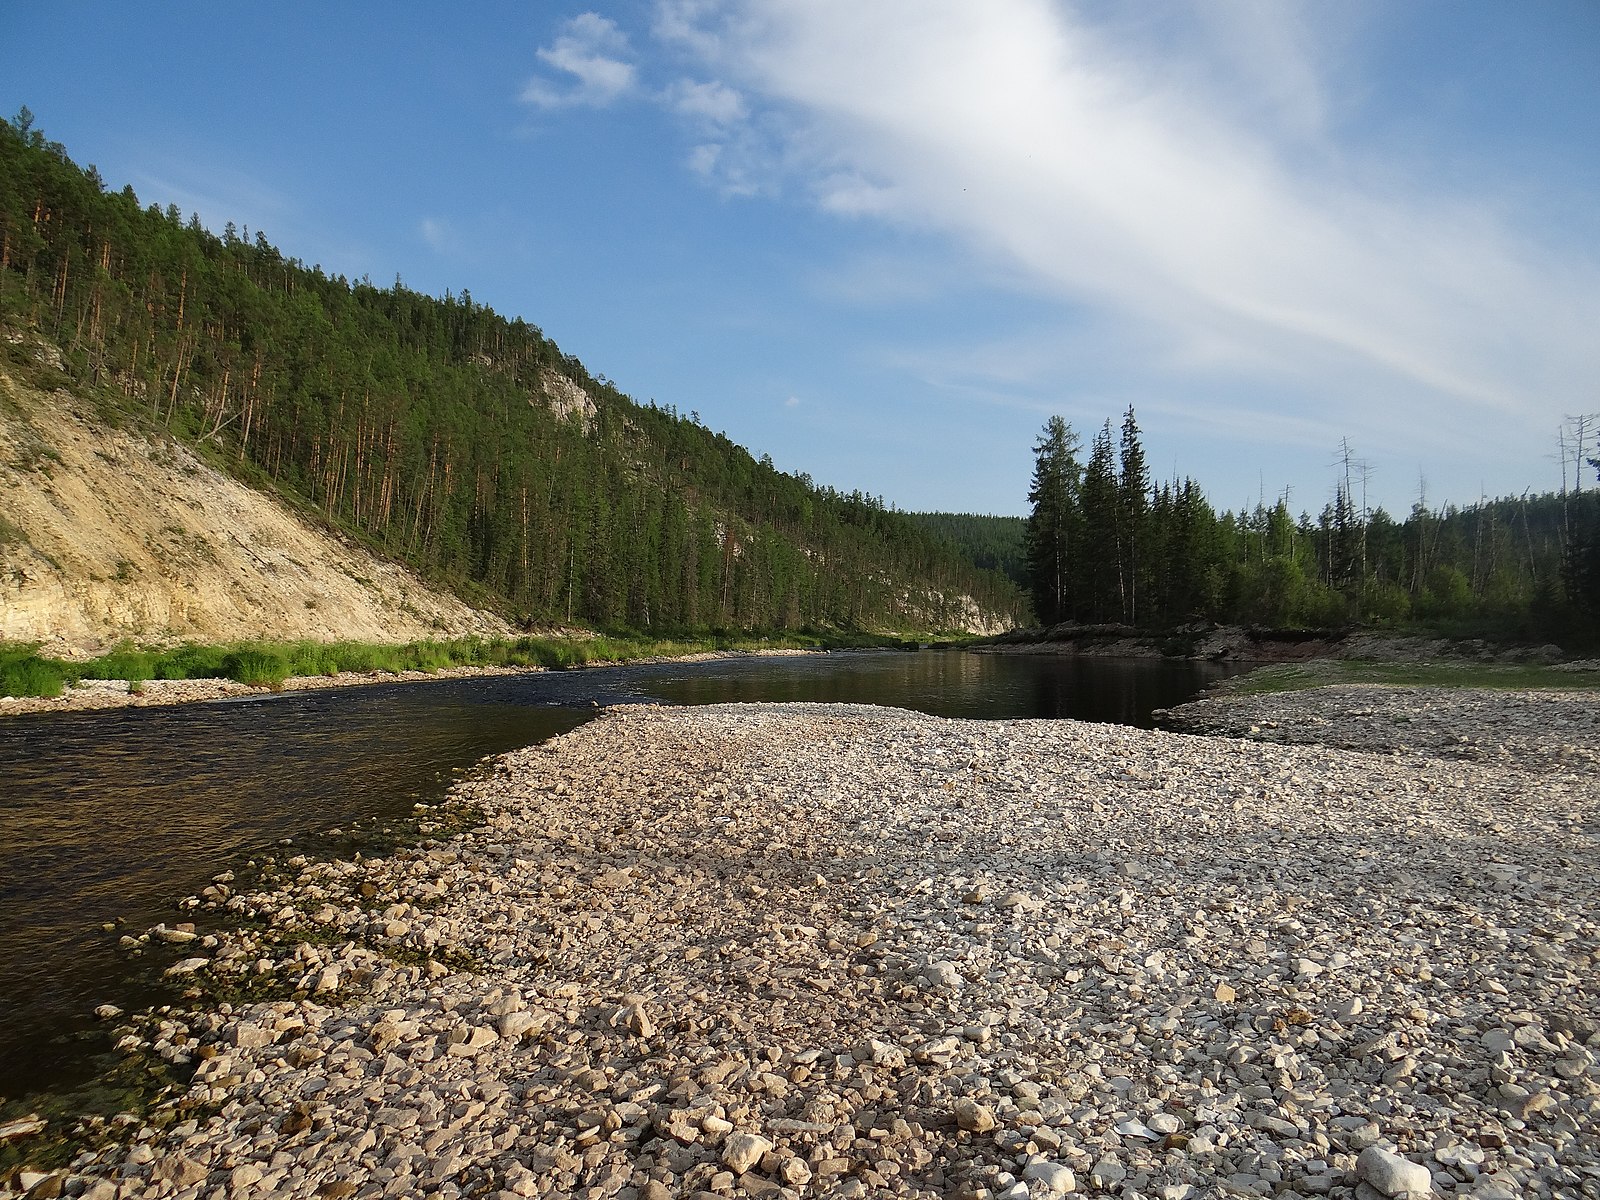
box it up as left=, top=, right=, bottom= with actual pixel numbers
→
left=907, top=513, right=1028, bottom=588
left=0, top=113, right=1025, bottom=635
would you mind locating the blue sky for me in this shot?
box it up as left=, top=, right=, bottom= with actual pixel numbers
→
left=7, top=2, right=1600, bottom=517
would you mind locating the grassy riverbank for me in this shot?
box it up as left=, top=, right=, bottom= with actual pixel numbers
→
left=0, top=630, right=918, bottom=700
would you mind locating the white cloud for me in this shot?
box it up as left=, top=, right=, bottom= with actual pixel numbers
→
left=815, top=172, right=900, bottom=219
left=784, top=394, right=801, bottom=407
left=682, top=128, right=780, bottom=198
left=666, top=78, right=747, bottom=126
left=646, top=0, right=1600, bottom=483
left=652, top=0, right=729, bottom=58
left=522, top=13, right=637, bottom=108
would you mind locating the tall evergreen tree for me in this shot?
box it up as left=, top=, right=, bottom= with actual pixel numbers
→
left=1024, top=416, right=1081, bottom=625
left=1117, top=407, right=1150, bottom=625
left=1079, top=421, right=1121, bottom=622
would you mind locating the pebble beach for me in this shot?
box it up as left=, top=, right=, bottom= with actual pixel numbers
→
left=5, top=685, right=1597, bottom=1199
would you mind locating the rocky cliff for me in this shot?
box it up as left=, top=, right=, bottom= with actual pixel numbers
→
left=0, top=362, right=510, bottom=658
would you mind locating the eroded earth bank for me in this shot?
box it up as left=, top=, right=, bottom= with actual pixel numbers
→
left=7, top=690, right=1597, bottom=1199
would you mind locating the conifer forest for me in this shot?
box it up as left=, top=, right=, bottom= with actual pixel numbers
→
left=1021, top=410, right=1600, bottom=641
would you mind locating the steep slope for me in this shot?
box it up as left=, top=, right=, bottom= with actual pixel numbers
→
left=0, top=355, right=511, bottom=657
left=0, top=116, right=1026, bottom=638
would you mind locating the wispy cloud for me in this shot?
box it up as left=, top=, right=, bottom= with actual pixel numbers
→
left=130, top=163, right=291, bottom=239
left=522, top=13, right=637, bottom=109
left=665, top=78, right=746, bottom=126
left=418, top=217, right=453, bottom=252
left=648, top=0, right=1600, bottom=471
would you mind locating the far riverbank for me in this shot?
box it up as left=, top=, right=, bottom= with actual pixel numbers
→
left=978, top=622, right=1571, bottom=665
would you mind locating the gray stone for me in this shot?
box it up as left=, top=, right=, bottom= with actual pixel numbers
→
left=1089, top=1158, right=1126, bottom=1188
left=150, top=1153, right=208, bottom=1188
left=720, top=1132, right=773, bottom=1175
left=955, top=1099, right=997, bottom=1133
left=1022, top=1161, right=1077, bottom=1195
left=1356, top=1146, right=1433, bottom=1197
left=497, top=1009, right=548, bottom=1039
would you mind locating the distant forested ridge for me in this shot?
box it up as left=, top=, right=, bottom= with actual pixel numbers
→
left=0, top=111, right=1025, bottom=634
left=1025, top=410, right=1597, bottom=641
left=907, top=513, right=1028, bottom=588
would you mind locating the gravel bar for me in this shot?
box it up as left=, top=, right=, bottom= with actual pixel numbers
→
left=1161, top=684, right=1600, bottom=775
left=9, top=692, right=1597, bottom=1200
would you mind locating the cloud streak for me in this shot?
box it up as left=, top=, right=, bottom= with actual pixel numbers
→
left=651, top=0, right=1600, bottom=467
left=522, top=13, right=637, bottom=109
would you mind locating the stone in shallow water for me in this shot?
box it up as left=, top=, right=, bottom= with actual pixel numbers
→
left=0, top=1115, right=47, bottom=1142
left=15, top=1171, right=54, bottom=1195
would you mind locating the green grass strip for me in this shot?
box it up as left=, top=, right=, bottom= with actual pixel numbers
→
left=0, top=629, right=922, bottom=698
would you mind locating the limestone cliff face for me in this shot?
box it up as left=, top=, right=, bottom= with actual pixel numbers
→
left=537, top=370, right=598, bottom=431
left=0, top=367, right=511, bottom=658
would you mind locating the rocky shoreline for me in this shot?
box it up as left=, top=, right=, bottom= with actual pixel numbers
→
left=4, top=688, right=1597, bottom=1199
left=977, top=626, right=1566, bottom=666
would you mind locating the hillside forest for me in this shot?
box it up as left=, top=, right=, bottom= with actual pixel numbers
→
left=0, top=110, right=1026, bottom=636
left=6, top=108, right=1595, bottom=650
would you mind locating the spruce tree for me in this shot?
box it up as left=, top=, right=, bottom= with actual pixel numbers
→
left=1024, top=417, right=1081, bottom=625
left=1080, top=421, right=1121, bottom=622
left=1117, top=407, right=1150, bottom=626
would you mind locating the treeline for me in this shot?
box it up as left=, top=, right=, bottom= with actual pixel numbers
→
left=1025, top=410, right=1598, bottom=639
left=0, top=111, right=1024, bottom=634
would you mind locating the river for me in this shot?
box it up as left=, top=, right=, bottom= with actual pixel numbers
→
left=0, top=650, right=1238, bottom=1103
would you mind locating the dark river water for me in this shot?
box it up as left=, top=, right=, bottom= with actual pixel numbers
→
left=0, top=650, right=1237, bottom=1103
